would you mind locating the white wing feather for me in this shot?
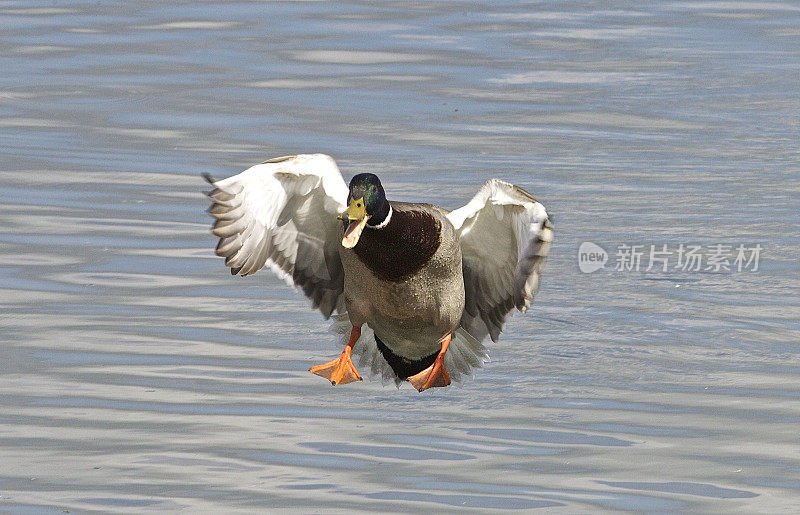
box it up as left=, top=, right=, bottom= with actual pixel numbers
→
left=205, top=154, right=348, bottom=318
left=448, top=179, right=553, bottom=343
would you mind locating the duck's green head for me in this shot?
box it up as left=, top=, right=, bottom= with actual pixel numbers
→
left=339, top=173, right=389, bottom=248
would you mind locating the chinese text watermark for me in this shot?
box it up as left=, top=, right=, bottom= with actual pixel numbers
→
left=578, top=242, right=762, bottom=274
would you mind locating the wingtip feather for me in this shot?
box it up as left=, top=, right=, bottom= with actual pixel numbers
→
left=202, top=172, right=216, bottom=186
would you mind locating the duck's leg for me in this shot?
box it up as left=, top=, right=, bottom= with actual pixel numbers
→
left=309, top=326, right=363, bottom=385
left=407, top=333, right=452, bottom=392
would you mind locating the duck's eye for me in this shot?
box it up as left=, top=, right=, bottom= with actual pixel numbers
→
left=372, top=186, right=377, bottom=193
left=357, top=202, right=362, bottom=207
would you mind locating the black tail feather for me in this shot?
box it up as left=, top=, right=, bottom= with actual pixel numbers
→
left=374, top=334, right=439, bottom=379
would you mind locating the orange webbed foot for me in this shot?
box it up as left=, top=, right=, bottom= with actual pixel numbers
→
left=407, top=333, right=452, bottom=392
left=309, top=352, right=362, bottom=385
left=309, top=326, right=362, bottom=386
left=407, top=360, right=451, bottom=391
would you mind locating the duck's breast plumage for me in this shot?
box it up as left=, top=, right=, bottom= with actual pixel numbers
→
left=339, top=202, right=465, bottom=360
left=353, top=203, right=442, bottom=282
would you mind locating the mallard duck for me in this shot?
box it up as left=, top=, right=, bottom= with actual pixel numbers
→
left=204, top=154, right=552, bottom=391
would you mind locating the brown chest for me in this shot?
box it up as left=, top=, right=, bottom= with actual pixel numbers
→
left=351, top=208, right=442, bottom=282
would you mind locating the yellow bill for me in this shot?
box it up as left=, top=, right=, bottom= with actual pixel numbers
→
left=340, top=197, right=369, bottom=248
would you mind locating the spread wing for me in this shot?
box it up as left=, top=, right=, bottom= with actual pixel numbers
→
left=204, top=154, right=348, bottom=318
left=447, top=179, right=553, bottom=343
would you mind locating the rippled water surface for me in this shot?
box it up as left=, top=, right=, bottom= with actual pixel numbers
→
left=2, top=1, right=799, bottom=512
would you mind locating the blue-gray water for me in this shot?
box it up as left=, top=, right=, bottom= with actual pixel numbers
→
left=2, top=1, right=799, bottom=512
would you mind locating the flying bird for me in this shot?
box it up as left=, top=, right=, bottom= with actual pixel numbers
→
left=204, top=154, right=552, bottom=391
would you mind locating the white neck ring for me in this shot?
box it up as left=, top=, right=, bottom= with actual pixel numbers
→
left=371, top=204, right=392, bottom=229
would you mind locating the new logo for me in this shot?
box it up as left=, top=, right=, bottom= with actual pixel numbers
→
left=578, top=242, right=607, bottom=273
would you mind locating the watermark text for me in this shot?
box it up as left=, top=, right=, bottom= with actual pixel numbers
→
left=578, top=242, right=762, bottom=274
